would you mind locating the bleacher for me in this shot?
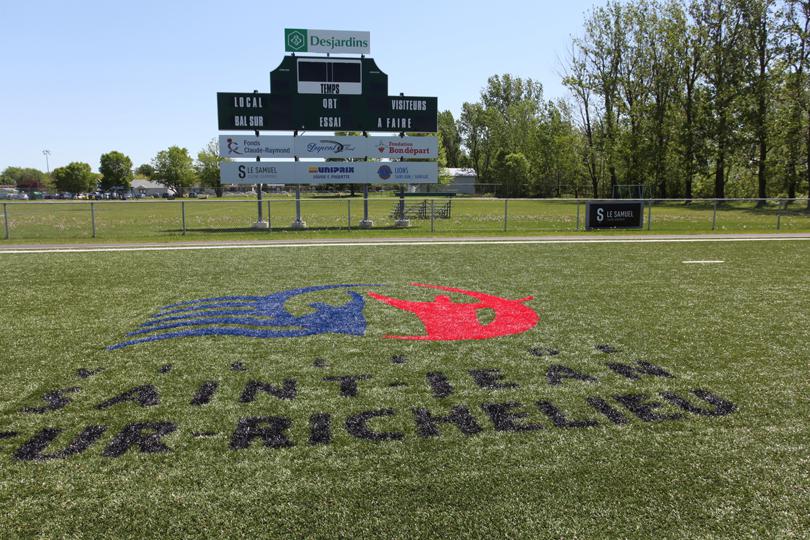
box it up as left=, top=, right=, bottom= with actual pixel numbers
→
left=390, top=199, right=452, bottom=220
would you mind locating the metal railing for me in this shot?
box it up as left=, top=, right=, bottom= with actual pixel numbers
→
left=1, top=197, right=808, bottom=241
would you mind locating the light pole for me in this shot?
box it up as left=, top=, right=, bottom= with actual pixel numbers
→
left=42, top=149, right=51, bottom=174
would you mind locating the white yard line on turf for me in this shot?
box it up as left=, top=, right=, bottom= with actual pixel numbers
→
left=682, top=260, right=725, bottom=264
left=1, top=236, right=809, bottom=254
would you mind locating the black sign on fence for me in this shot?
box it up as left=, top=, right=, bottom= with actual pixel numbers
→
left=585, top=200, right=645, bottom=230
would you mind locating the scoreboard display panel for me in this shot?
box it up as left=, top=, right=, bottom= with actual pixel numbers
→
left=296, top=58, right=363, bottom=95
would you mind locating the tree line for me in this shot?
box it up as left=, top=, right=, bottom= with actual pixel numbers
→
left=0, top=141, right=224, bottom=197
left=6, top=1, right=810, bottom=205
left=437, top=0, right=810, bottom=206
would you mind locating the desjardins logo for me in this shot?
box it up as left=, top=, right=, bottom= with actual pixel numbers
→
left=285, top=29, right=307, bottom=52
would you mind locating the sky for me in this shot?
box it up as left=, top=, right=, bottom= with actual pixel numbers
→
left=0, top=0, right=599, bottom=173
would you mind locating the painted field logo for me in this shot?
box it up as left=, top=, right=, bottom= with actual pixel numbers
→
left=109, top=283, right=539, bottom=350
left=369, top=284, right=537, bottom=340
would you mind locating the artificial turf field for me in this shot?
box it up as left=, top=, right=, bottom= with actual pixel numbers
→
left=0, top=239, right=808, bottom=538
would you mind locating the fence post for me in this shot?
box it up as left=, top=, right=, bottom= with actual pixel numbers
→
left=347, top=199, right=351, bottom=229
left=504, top=199, right=508, bottom=232
left=181, top=201, right=186, bottom=235
left=776, top=200, right=781, bottom=230
left=267, top=199, right=272, bottom=230
left=3, top=203, right=8, bottom=240
left=647, top=199, right=652, bottom=231
left=712, top=200, right=717, bottom=231
left=431, top=199, right=435, bottom=233
left=91, top=202, right=96, bottom=238
left=576, top=200, right=580, bottom=231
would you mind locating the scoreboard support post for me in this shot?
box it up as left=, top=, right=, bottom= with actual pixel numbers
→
left=359, top=184, right=373, bottom=229
left=395, top=183, right=410, bottom=228
left=252, top=118, right=269, bottom=229
left=291, top=131, right=307, bottom=230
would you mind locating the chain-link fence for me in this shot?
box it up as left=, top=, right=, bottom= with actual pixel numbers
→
left=2, top=198, right=809, bottom=241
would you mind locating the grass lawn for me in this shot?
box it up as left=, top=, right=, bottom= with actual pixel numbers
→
left=2, top=197, right=809, bottom=243
left=0, top=239, right=808, bottom=537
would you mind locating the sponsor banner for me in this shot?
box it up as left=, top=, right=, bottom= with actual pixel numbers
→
left=294, top=136, right=367, bottom=159
left=220, top=162, right=295, bottom=185
left=218, top=135, right=294, bottom=158
left=585, top=200, right=645, bottom=229
left=296, top=163, right=366, bottom=184
left=285, top=28, right=370, bottom=55
left=219, top=135, right=439, bottom=160
left=222, top=162, right=437, bottom=185
left=370, top=162, right=437, bottom=184
left=369, top=136, right=438, bottom=159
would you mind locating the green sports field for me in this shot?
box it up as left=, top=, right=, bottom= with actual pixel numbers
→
left=3, top=198, right=810, bottom=242
left=1, top=239, right=808, bottom=537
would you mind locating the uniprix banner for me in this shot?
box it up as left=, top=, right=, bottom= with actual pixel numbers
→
left=297, top=164, right=367, bottom=184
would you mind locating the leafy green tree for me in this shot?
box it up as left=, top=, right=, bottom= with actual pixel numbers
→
left=99, top=151, right=133, bottom=191
left=135, top=163, right=155, bottom=178
left=195, top=139, right=227, bottom=197
left=675, top=0, right=710, bottom=201
left=459, top=102, right=491, bottom=182
left=563, top=41, right=602, bottom=197
left=741, top=0, right=779, bottom=205
left=581, top=1, right=626, bottom=192
left=696, top=0, right=750, bottom=199
left=1, top=166, right=52, bottom=191
left=52, top=162, right=96, bottom=194
left=438, top=111, right=463, bottom=167
left=151, top=146, right=197, bottom=197
left=492, top=151, right=531, bottom=197
left=780, top=0, right=810, bottom=204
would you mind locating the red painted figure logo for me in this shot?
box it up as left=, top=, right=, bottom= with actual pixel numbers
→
left=368, top=283, right=539, bottom=341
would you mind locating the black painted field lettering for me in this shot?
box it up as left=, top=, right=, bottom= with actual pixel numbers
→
left=586, top=396, right=630, bottom=425
left=660, top=389, right=736, bottom=416
left=14, top=426, right=107, bottom=461
left=309, top=413, right=332, bottom=445
left=481, top=402, right=544, bottom=432
left=412, top=406, right=482, bottom=438
left=426, top=372, right=454, bottom=398
left=22, top=387, right=81, bottom=414
left=230, top=417, right=294, bottom=450
left=546, top=365, right=597, bottom=386
left=239, top=379, right=297, bottom=402
left=103, top=422, right=176, bottom=457
left=613, top=394, right=683, bottom=422
left=96, top=385, right=159, bottom=409
left=346, top=409, right=403, bottom=441
left=323, top=375, right=371, bottom=397
left=607, top=361, right=673, bottom=381
left=469, top=369, right=519, bottom=390
left=190, top=381, right=219, bottom=406
left=536, top=401, right=598, bottom=428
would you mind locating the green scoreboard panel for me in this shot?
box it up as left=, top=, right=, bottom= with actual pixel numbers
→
left=218, top=56, right=437, bottom=132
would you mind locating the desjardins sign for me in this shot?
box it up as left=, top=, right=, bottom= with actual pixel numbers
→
left=285, top=28, right=370, bottom=55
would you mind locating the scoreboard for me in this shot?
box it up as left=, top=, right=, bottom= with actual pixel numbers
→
left=217, top=55, right=437, bottom=132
